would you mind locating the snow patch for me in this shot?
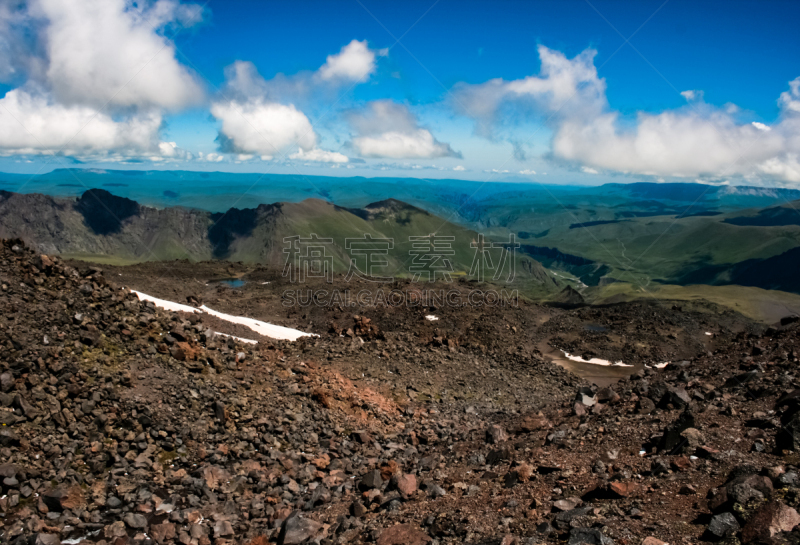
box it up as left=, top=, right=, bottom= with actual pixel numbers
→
left=63, top=531, right=101, bottom=545
left=199, top=304, right=315, bottom=341
left=561, top=350, right=633, bottom=368
left=130, top=290, right=314, bottom=342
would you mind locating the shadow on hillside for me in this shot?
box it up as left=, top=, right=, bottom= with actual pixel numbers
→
left=76, top=189, right=140, bottom=235
left=675, top=247, right=800, bottom=294
left=208, top=208, right=259, bottom=259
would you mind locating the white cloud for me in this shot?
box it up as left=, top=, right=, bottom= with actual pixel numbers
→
left=211, top=63, right=348, bottom=162
left=453, top=165, right=466, bottom=171
left=0, top=0, right=203, bottom=161
left=198, top=151, right=224, bottom=162
left=455, top=44, right=800, bottom=183
left=211, top=100, right=317, bottom=158
left=0, top=88, right=181, bottom=159
left=680, top=90, right=703, bottom=102
left=453, top=45, right=605, bottom=138
left=156, top=141, right=192, bottom=161
left=318, top=40, right=380, bottom=82
left=32, top=0, right=204, bottom=110
left=289, top=147, right=348, bottom=163
left=519, top=169, right=536, bottom=175
left=353, top=130, right=458, bottom=160
left=752, top=122, right=771, bottom=132
left=758, top=154, right=800, bottom=182
left=780, top=78, right=800, bottom=114
left=581, top=166, right=598, bottom=174
left=348, top=100, right=460, bottom=159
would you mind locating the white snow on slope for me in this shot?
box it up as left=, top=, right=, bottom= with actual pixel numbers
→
left=561, top=350, right=633, bottom=368
left=129, top=290, right=314, bottom=342
left=199, top=304, right=315, bottom=342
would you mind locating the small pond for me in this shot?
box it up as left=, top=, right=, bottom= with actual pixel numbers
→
left=217, top=278, right=246, bottom=288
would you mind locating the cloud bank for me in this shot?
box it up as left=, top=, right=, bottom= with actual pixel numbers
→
left=455, top=45, right=800, bottom=182
left=0, top=0, right=203, bottom=161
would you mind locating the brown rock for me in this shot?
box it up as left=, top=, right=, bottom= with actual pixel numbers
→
left=380, top=460, right=400, bottom=480
left=671, top=456, right=692, bottom=471
left=741, top=501, right=800, bottom=542
left=214, top=521, right=234, bottom=538
left=104, top=521, right=127, bottom=539
left=397, top=474, right=417, bottom=496
left=553, top=497, right=582, bottom=511
left=169, top=342, right=196, bottom=361
left=486, top=424, right=509, bottom=444
left=151, top=522, right=176, bottom=544
left=609, top=481, right=638, bottom=498
left=41, top=486, right=83, bottom=512
left=518, top=414, right=551, bottom=432
left=596, top=387, right=620, bottom=404
left=642, top=538, right=668, bottom=545
left=201, top=465, right=230, bottom=491
left=377, top=524, right=431, bottom=545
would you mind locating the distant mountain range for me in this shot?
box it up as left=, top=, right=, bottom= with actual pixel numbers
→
left=4, top=169, right=800, bottom=295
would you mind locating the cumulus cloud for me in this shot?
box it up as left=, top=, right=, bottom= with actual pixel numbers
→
left=0, top=88, right=164, bottom=159
left=318, top=39, right=382, bottom=82
left=211, top=62, right=348, bottom=162
left=455, top=45, right=800, bottom=183
left=348, top=101, right=460, bottom=159
left=32, top=0, right=204, bottom=110
left=218, top=40, right=384, bottom=108
left=453, top=46, right=605, bottom=138
left=212, top=100, right=317, bottom=159
left=0, top=0, right=203, bottom=161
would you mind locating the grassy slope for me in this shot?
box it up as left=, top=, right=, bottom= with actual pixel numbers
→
left=590, top=282, right=800, bottom=324
left=527, top=210, right=800, bottom=284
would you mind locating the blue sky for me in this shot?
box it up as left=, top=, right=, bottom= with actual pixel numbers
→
left=0, top=0, right=799, bottom=186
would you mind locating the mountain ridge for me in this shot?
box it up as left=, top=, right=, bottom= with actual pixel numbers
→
left=0, top=188, right=559, bottom=294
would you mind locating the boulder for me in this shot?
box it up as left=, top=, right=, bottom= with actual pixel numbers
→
left=741, top=501, right=800, bottom=542
left=278, top=513, right=324, bottom=545
left=705, top=512, right=739, bottom=541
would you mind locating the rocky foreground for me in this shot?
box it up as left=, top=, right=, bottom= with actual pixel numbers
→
left=4, top=239, right=800, bottom=544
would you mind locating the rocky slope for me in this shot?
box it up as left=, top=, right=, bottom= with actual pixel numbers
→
left=0, top=189, right=558, bottom=294
left=4, top=239, right=800, bottom=544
